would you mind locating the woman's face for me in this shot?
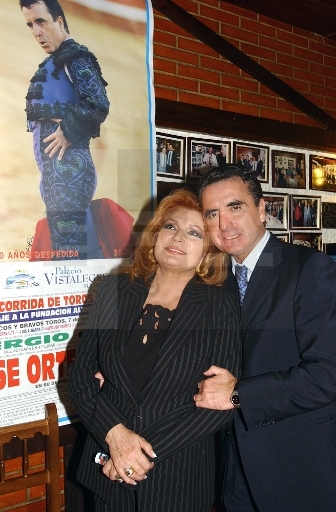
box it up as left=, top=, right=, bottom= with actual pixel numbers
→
left=154, top=208, right=205, bottom=274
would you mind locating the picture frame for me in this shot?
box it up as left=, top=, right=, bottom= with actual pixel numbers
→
left=290, top=232, right=322, bottom=251
left=271, top=150, right=306, bottom=189
left=233, top=142, right=269, bottom=182
left=188, top=138, right=231, bottom=180
left=309, top=154, right=336, bottom=192
left=264, top=192, right=288, bottom=231
left=322, top=202, right=336, bottom=228
left=290, top=194, right=321, bottom=230
left=156, top=130, right=186, bottom=179
left=323, top=243, right=336, bottom=262
left=273, top=233, right=290, bottom=243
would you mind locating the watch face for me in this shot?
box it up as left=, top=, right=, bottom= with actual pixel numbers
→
left=231, top=391, right=240, bottom=406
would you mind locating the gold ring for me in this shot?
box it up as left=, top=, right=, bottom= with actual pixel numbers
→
left=116, top=476, right=123, bottom=483
left=125, top=467, right=135, bottom=477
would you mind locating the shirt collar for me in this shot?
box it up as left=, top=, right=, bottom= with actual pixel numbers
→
left=231, top=230, right=270, bottom=280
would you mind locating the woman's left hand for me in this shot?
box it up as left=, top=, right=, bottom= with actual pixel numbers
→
left=102, top=458, right=124, bottom=483
left=43, top=124, right=72, bottom=160
left=105, top=424, right=156, bottom=484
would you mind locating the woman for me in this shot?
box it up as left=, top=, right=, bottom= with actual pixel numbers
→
left=68, top=189, right=241, bottom=512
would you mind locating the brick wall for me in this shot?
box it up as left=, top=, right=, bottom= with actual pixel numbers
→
left=153, top=0, right=336, bottom=128
left=0, top=448, right=65, bottom=512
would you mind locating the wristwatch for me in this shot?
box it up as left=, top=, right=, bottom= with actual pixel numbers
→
left=230, top=381, right=240, bottom=408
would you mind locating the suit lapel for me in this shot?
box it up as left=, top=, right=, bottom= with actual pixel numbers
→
left=109, top=278, right=209, bottom=397
left=137, top=280, right=208, bottom=390
left=112, top=278, right=148, bottom=396
left=240, top=235, right=283, bottom=331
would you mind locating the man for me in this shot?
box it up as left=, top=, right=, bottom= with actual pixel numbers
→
left=166, top=143, right=177, bottom=173
left=216, top=144, right=227, bottom=170
left=157, top=145, right=167, bottom=173
left=303, top=200, right=312, bottom=227
left=242, top=154, right=252, bottom=170
left=20, top=0, right=109, bottom=259
left=256, top=154, right=263, bottom=178
left=250, top=156, right=257, bottom=176
left=194, top=164, right=336, bottom=512
left=203, top=146, right=219, bottom=168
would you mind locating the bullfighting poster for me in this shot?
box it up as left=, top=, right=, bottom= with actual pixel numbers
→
left=0, top=0, right=155, bottom=425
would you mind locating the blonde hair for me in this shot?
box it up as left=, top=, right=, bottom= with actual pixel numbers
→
left=125, top=188, right=227, bottom=287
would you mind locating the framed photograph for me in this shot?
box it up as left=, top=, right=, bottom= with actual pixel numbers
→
left=264, top=193, right=288, bottom=231
left=156, top=131, right=186, bottom=179
left=290, top=232, right=322, bottom=251
left=273, top=233, right=289, bottom=243
left=271, top=150, right=306, bottom=189
left=188, top=138, right=231, bottom=180
left=323, top=243, right=336, bottom=262
left=290, top=194, right=321, bottom=230
left=233, top=142, right=269, bottom=182
left=309, top=155, right=336, bottom=192
left=322, top=202, right=336, bottom=228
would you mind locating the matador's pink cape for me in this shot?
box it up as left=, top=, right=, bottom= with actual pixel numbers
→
left=29, top=198, right=135, bottom=261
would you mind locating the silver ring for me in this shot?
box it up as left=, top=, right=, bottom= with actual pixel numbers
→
left=125, top=467, right=135, bottom=477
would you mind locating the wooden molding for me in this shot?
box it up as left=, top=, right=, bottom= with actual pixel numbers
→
left=156, top=98, right=336, bottom=151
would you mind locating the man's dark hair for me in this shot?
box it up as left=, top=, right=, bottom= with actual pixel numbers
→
left=198, top=164, right=264, bottom=207
left=19, top=0, right=70, bottom=33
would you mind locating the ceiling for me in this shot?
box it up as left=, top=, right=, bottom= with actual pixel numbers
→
left=221, top=0, right=336, bottom=41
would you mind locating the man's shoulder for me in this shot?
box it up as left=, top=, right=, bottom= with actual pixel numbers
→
left=265, top=232, right=330, bottom=270
left=53, top=39, right=97, bottom=66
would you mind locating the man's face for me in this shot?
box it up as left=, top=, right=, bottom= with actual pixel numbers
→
left=22, top=1, right=67, bottom=54
left=202, top=178, right=266, bottom=263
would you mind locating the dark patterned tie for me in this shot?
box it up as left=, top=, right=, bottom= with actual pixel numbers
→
left=235, top=264, right=248, bottom=305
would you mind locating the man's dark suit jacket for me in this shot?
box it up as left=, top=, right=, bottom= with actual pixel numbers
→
left=166, top=149, right=177, bottom=173
left=226, top=233, right=336, bottom=512
left=68, top=274, right=241, bottom=512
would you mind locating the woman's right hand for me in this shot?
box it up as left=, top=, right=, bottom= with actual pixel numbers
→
left=104, top=424, right=156, bottom=484
left=101, top=458, right=123, bottom=483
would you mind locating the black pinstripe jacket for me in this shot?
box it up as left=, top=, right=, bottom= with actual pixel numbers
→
left=68, top=274, right=241, bottom=512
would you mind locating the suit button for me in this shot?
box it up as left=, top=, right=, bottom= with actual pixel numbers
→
left=130, top=403, right=137, bottom=411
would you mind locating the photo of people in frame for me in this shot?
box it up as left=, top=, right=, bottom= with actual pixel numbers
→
left=310, top=155, right=336, bottom=192
left=290, top=195, right=321, bottom=229
left=291, top=232, right=322, bottom=251
left=264, top=193, right=288, bottom=231
left=234, top=143, right=268, bottom=182
left=156, top=131, right=185, bottom=178
left=272, top=150, right=306, bottom=189
left=188, top=139, right=230, bottom=179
